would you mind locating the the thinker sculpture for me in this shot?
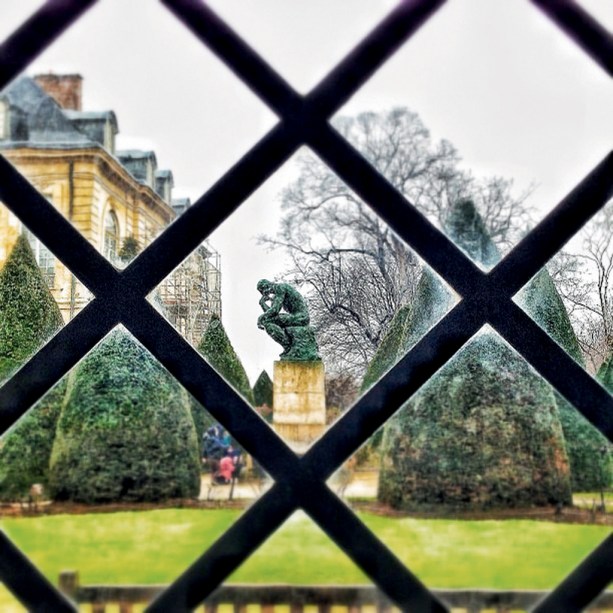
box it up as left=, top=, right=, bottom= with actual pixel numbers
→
left=257, top=279, right=320, bottom=361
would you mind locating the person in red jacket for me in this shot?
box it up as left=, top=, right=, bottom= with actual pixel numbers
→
left=215, top=448, right=235, bottom=484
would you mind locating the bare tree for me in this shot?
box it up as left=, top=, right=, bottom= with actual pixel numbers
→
left=550, top=204, right=613, bottom=372
left=262, top=108, right=533, bottom=376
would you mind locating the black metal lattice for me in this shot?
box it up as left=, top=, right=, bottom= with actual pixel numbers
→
left=0, top=0, right=611, bottom=611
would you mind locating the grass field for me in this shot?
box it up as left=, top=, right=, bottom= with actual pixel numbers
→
left=0, top=508, right=610, bottom=609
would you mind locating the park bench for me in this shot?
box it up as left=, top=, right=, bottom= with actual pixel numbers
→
left=58, top=572, right=613, bottom=612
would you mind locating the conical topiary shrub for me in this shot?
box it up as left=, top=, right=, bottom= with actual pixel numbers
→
left=373, top=200, right=572, bottom=510
left=378, top=332, right=572, bottom=509
left=49, top=328, right=201, bottom=502
left=363, top=199, right=493, bottom=392
left=0, top=235, right=63, bottom=378
left=198, top=315, right=254, bottom=405
left=0, top=235, right=65, bottom=500
left=253, top=370, right=273, bottom=423
left=518, top=269, right=611, bottom=491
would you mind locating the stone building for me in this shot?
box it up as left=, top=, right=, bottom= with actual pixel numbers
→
left=0, top=73, right=220, bottom=338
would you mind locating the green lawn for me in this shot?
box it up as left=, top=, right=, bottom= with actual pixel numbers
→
left=0, top=508, right=610, bottom=609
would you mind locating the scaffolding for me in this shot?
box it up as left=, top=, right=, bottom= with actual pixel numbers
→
left=159, top=239, right=222, bottom=346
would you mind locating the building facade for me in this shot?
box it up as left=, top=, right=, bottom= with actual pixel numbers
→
left=0, top=74, right=220, bottom=340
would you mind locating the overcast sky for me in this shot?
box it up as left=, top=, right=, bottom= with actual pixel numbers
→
left=1, top=0, right=612, bottom=382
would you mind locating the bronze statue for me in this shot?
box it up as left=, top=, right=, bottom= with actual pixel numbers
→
left=257, top=279, right=320, bottom=361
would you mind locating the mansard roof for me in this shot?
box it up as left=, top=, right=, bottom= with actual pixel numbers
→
left=3, top=76, right=89, bottom=144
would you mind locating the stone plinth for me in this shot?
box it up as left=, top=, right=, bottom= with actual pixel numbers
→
left=273, top=361, right=326, bottom=453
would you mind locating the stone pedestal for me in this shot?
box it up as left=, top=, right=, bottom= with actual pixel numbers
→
left=273, top=360, right=326, bottom=453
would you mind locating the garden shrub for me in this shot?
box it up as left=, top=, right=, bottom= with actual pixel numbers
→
left=49, top=329, right=201, bottom=502
left=518, top=269, right=611, bottom=490
left=0, top=235, right=65, bottom=500
left=118, top=235, right=140, bottom=264
left=373, top=200, right=572, bottom=509
left=190, top=395, right=216, bottom=450
left=378, top=332, right=572, bottom=510
left=253, top=370, right=273, bottom=424
left=0, top=235, right=63, bottom=377
left=198, top=315, right=254, bottom=405
left=361, top=304, right=412, bottom=393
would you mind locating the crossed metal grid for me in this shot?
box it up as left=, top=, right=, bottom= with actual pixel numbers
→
left=0, top=0, right=611, bottom=610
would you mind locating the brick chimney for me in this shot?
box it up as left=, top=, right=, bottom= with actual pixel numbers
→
left=34, top=73, right=83, bottom=111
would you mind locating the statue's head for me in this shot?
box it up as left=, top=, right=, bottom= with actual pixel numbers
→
left=257, top=279, right=273, bottom=294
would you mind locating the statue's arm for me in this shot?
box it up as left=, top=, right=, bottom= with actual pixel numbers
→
left=268, top=289, right=284, bottom=315
left=259, top=294, right=271, bottom=313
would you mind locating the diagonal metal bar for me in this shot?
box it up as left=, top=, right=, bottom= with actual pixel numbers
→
left=0, top=0, right=99, bottom=88
left=530, top=0, right=613, bottom=77
left=303, top=299, right=481, bottom=479
left=0, top=532, right=76, bottom=612
left=122, top=124, right=299, bottom=296
left=490, top=151, right=613, bottom=296
left=0, top=155, right=119, bottom=293
left=302, top=485, right=449, bottom=612
left=0, top=300, right=117, bottom=434
left=147, top=484, right=297, bottom=612
left=491, top=300, right=613, bottom=441
left=161, top=0, right=447, bottom=123
left=531, top=534, right=613, bottom=613
left=303, top=0, right=448, bottom=120
left=308, top=123, right=489, bottom=296
left=160, top=0, right=301, bottom=116
left=310, top=126, right=613, bottom=430
left=122, top=299, right=302, bottom=479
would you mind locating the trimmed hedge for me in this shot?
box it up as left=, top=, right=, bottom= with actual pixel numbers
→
left=0, top=235, right=63, bottom=379
left=0, top=235, right=65, bottom=500
left=361, top=271, right=453, bottom=393
left=253, top=370, right=273, bottom=424
left=0, top=380, right=66, bottom=501
left=253, top=370, right=273, bottom=409
left=518, top=269, right=611, bottom=490
left=198, top=315, right=254, bottom=405
left=374, top=200, right=572, bottom=509
left=378, top=333, right=572, bottom=510
left=49, top=329, right=201, bottom=503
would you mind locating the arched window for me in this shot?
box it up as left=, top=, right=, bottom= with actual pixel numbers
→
left=103, top=210, right=119, bottom=262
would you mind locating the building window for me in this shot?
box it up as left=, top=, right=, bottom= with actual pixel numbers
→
left=23, top=228, right=55, bottom=287
left=103, top=210, right=119, bottom=262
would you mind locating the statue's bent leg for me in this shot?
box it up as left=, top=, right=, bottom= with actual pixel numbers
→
left=278, top=313, right=309, bottom=328
left=263, top=322, right=292, bottom=355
